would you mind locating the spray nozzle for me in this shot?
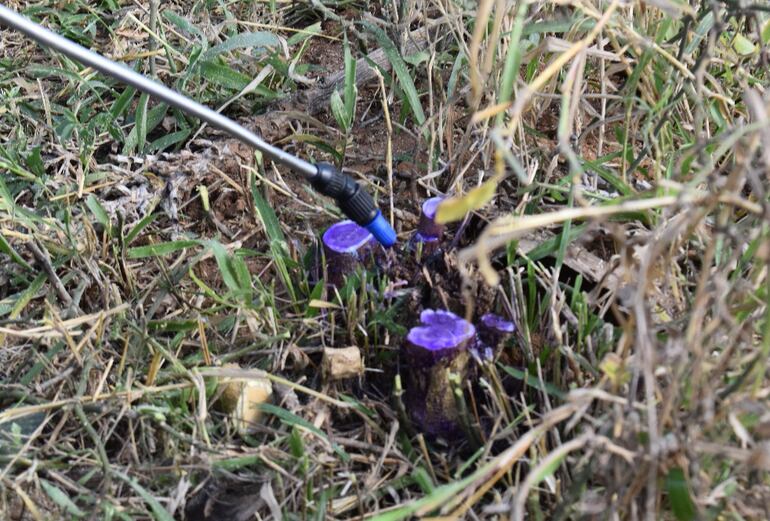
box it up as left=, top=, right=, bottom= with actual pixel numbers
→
left=310, top=163, right=396, bottom=247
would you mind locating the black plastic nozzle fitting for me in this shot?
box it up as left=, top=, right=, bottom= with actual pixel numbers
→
left=310, top=162, right=378, bottom=226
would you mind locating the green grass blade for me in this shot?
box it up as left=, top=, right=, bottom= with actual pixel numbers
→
left=114, top=471, right=175, bottom=521
left=40, top=480, right=86, bottom=518
left=500, top=365, right=566, bottom=399
left=250, top=172, right=296, bottom=303
left=128, top=240, right=200, bottom=259
left=260, top=403, right=349, bottom=462
left=343, top=33, right=356, bottom=129
left=497, top=1, right=528, bottom=110
left=125, top=213, right=157, bottom=244
left=85, top=194, right=111, bottom=234
left=198, top=60, right=251, bottom=91
left=0, top=234, right=33, bottom=271
left=665, top=467, right=697, bottom=521
left=362, top=22, right=427, bottom=138
left=134, top=93, right=148, bottom=154
left=202, top=31, right=279, bottom=60
left=330, top=90, right=348, bottom=132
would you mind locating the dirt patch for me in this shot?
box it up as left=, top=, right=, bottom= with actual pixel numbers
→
left=300, top=23, right=345, bottom=81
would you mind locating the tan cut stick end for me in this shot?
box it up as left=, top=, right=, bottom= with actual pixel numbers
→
left=215, top=363, right=273, bottom=435
left=323, top=347, right=364, bottom=381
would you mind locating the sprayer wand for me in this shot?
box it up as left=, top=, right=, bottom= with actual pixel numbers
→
left=0, top=4, right=397, bottom=247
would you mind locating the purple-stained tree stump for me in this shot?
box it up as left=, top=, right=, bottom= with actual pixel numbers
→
left=477, top=313, right=516, bottom=360
left=402, top=309, right=475, bottom=438
left=411, top=197, right=444, bottom=255
left=322, top=220, right=375, bottom=287
left=417, top=197, right=444, bottom=240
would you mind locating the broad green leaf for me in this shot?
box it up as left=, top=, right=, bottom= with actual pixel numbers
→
left=25, top=146, right=45, bottom=177
left=0, top=181, right=45, bottom=229
left=305, top=281, right=325, bottom=318
left=250, top=173, right=296, bottom=303
left=343, top=34, right=357, bottom=129
left=0, top=156, right=37, bottom=181
left=202, top=31, right=278, bottom=60
left=435, top=177, right=499, bottom=224
left=530, top=451, right=568, bottom=485
left=367, top=474, right=476, bottom=521
left=330, top=90, right=348, bottom=132
left=163, top=10, right=206, bottom=43
left=134, top=93, right=148, bottom=153
left=124, top=100, right=167, bottom=155
left=109, top=85, right=136, bottom=120
left=125, top=213, right=157, bottom=244
left=3, top=274, right=46, bottom=319
left=208, top=241, right=240, bottom=292
left=580, top=153, right=633, bottom=196
left=86, top=194, right=111, bottom=232
left=732, top=33, right=757, bottom=56
left=128, top=240, right=199, bottom=258
left=40, top=480, right=85, bottom=518
left=763, top=19, right=770, bottom=45
left=287, top=22, right=322, bottom=46
left=412, top=467, right=435, bottom=493
left=517, top=224, right=587, bottom=263
left=289, top=425, right=305, bottom=459
left=149, top=128, right=191, bottom=153
left=665, top=467, right=697, bottom=521
left=362, top=22, right=426, bottom=137
left=308, top=299, right=341, bottom=309
left=198, top=60, right=251, bottom=90
left=403, top=51, right=429, bottom=66
left=447, top=52, right=464, bottom=98
left=206, top=240, right=249, bottom=295
left=686, top=11, right=714, bottom=55
left=250, top=180, right=285, bottom=245
left=197, top=185, right=211, bottom=212
left=497, top=1, right=528, bottom=111
left=599, top=353, right=630, bottom=386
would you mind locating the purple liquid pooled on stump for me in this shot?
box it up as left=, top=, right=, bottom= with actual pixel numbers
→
left=422, top=197, right=441, bottom=221
left=477, top=313, right=516, bottom=360
left=322, top=220, right=374, bottom=286
left=480, top=313, right=515, bottom=333
left=417, top=196, right=445, bottom=240
left=403, top=309, right=475, bottom=438
left=417, top=309, right=476, bottom=345
left=323, top=220, right=374, bottom=254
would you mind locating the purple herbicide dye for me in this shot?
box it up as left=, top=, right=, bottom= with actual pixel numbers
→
left=402, top=308, right=475, bottom=438
left=476, top=313, right=516, bottom=360
left=322, top=220, right=375, bottom=286
left=419, top=309, right=476, bottom=343
left=417, top=197, right=444, bottom=239
left=412, top=197, right=444, bottom=254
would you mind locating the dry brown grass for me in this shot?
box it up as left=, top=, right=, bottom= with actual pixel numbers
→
left=1, top=0, right=770, bottom=519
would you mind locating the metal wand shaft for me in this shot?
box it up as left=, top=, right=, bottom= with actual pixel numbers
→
left=0, top=4, right=398, bottom=247
left=0, top=3, right=317, bottom=178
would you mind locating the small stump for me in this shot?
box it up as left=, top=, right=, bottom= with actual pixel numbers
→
left=402, top=309, right=475, bottom=438
left=477, top=313, right=516, bottom=360
left=322, top=220, right=375, bottom=287
left=412, top=197, right=444, bottom=255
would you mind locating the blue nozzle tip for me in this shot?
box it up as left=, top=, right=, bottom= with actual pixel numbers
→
left=365, top=211, right=397, bottom=248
